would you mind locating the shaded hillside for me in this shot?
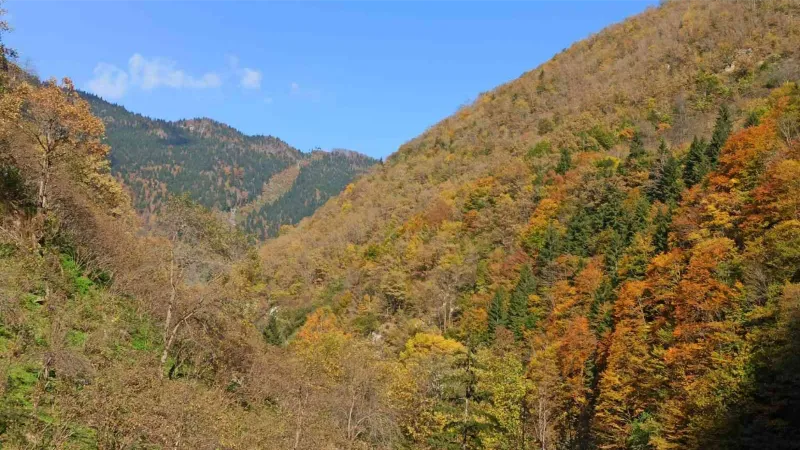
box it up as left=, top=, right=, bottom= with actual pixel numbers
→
left=246, top=149, right=383, bottom=237
left=82, top=92, right=377, bottom=237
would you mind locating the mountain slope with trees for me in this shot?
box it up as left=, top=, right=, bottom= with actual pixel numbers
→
left=2, top=1, right=800, bottom=449
left=255, top=1, right=800, bottom=448
left=82, top=92, right=377, bottom=237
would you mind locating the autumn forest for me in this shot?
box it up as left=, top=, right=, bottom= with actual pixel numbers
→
left=2, top=1, right=800, bottom=449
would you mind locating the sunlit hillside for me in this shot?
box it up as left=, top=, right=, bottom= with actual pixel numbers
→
left=1, top=1, right=799, bottom=449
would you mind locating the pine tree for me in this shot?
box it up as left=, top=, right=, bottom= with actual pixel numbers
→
left=617, top=233, right=654, bottom=281
left=683, top=136, right=709, bottom=188
left=565, top=207, right=593, bottom=257
left=625, top=131, right=647, bottom=171
left=604, top=230, right=626, bottom=285
left=652, top=204, right=672, bottom=254
left=625, top=195, right=651, bottom=244
left=629, top=131, right=646, bottom=159
left=647, top=139, right=682, bottom=203
left=744, top=110, right=760, bottom=128
left=264, top=313, right=283, bottom=345
left=707, top=104, right=732, bottom=168
left=508, top=265, right=537, bottom=340
left=487, top=288, right=506, bottom=339
left=556, top=147, right=572, bottom=175
left=538, top=221, right=562, bottom=266
left=589, top=276, right=615, bottom=334
left=598, top=183, right=626, bottom=233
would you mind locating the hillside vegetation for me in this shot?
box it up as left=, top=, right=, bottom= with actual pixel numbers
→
left=256, top=0, right=800, bottom=448
left=83, top=92, right=377, bottom=238
left=1, top=1, right=800, bottom=449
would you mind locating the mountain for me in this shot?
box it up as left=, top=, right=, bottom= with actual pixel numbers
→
left=254, top=0, right=800, bottom=448
left=81, top=92, right=377, bottom=238
left=2, top=1, right=800, bottom=449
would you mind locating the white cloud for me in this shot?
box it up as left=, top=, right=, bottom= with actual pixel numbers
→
left=228, top=55, right=263, bottom=90
left=87, top=53, right=222, bottom=99
left=290, top=81, right=300, bottom=92
left=240, top=68, right=262, bottom=89
left=87, top=63, right=129, bottom=100
left=264, top=97, right=273, bottom=104
left=128, top=53, right=221, bottom=90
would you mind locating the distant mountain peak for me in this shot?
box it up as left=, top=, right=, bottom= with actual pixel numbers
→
left=83, top=93, right=377, bottom=238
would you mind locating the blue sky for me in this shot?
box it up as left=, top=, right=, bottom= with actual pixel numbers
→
left=6, top=1, right=656, bottom=158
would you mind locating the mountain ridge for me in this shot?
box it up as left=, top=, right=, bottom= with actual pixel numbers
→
left=81, top=90, right=377, bottom=237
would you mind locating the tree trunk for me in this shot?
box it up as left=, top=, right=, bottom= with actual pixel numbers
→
left=160, top=249, right=178, bottom=377
left=293, top=387, right=308, bottom=450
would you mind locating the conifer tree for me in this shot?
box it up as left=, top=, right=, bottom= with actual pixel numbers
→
left=683, top=136, right=709, bottom=188
left=707, top=104, right=732, bottom=168
left=487, top=288, right=506, bottom=339
left=556, top=147, right=572, bottom=175
left=629, top=131, right=646, bottom=159
left=624, top=131, right=647, bottom=171
left=647, top=139, right=682, bottom=203
left=264, top=313, right=283, bottom=345
left=652, top=205, right=673, bottom=254
left=598, top=183, right=626, bottom=233
left=538, top=221, right=562, bottom=266
left=589, top=277, right=615, bottom=334
left=565, top=207, right=593, bottom=257
left=604, top=230, right=626, bottom=284
left=508, top=265, right=537, bottom=340
left=625, top=195, right=651, bottom=244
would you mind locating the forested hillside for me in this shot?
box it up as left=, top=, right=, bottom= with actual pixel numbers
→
left=83, top=92, right=376, bottom=237
left=255, top=1, right=800, bottom=448
left=2, top=1, right=800, bottom=449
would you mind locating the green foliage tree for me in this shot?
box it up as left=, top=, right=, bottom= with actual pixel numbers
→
left=652, top=204, right=673, bottom=254
left=626, top=195, right=651, bottom=244
left=556, top=147, right=573, bottom=175
left=487, top=288, right=506, bottom=340
left=565, top=207, right=592, bottom=257
left=625, top=131, right=647, bottom=171
left=508, top=265, right=537, bottom=340
left=647, top=139, right=683, bottom=203
left=707, top=104, right=732, bottom=168
left=538, top=221, right=562, bottom=267
left=683, top=136, right=709, bottom=188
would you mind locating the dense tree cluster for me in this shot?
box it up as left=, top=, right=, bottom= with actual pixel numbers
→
left=2, top=1, right=800, bottom=449
left=254, top=1, right=800, bottom=448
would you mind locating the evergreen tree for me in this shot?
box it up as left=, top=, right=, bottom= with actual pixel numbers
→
left=487, top=288, right=506, bottom=339
left=744, top=110, right=761, bottom=128
left=617, top=233, right=654, bottom=281
left=589, top=276, right=616, bottom=334
left=707, top=104, right=732, bottom=168
left=264, top=313, right=283, bottom=345
left=683, top=136, right=709, bottom=188
left=508, top=265, right=537, bottom=340
left=556, top=147, right=573, bottom=175
left=625, top=131, right=647, bottom=171
left=652, top=204, right=673, bottom=254
left=629, top=131, right=646, bottom=159
left=565, top=207, right=593, bottom=257
left=598, top=183, right=626, bottom=233
left=626, top=195, right=651, bottom=244
left=647, top=139, right=682, bottom=203
left=604, top=230, right=626, bottom=284
left=538, top=221, right=562, bottom=267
